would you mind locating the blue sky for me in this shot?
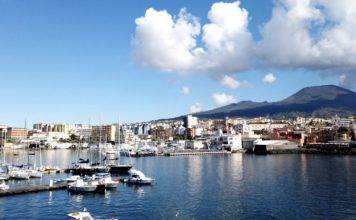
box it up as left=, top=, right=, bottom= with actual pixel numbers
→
left=0, top=0, right=346, bottom=126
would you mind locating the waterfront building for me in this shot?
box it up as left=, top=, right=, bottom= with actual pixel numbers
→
left=185, top=140, right=204, bottom=149
left=184, top=115, right=198, bottom=129
left=6, top=127, right=28, bottom=141
left=91, top=125, right=117, bottom=143
left=212, top=134, right=242, bottom=151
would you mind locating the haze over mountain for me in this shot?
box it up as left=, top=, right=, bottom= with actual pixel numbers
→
left=191, top=85, right=356, bottom=119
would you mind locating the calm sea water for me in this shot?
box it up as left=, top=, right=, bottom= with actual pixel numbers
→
left=0, top=149, right=355, bottom=219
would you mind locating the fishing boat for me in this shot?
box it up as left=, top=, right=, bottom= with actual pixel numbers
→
left=67, top=179, right=97, bottom=193
left=123, top=169, right=154, bottom=185
left=0, top=179, right=9, bottom=191
left=67, top=208, right=94, bottom=220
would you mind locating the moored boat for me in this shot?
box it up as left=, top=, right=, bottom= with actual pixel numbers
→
left=96, top=173, right=119, bottom=188
left=67, top=208, right=94, bottom=220
left=26, top=169, right=42, bottom=178
left=123, top=169, right=154, bottom=185
left=9, top=168, right=30, bottom=180
left=108, top=164, right=132, bottom=174
left=67, top=179, right=97, bottom=193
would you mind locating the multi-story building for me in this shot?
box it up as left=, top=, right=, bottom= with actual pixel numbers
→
left=184, top=115, right=198, bottom=129
left=6, top=127, right=28, bottom=140
left=91, top=125, right=117, bottom=143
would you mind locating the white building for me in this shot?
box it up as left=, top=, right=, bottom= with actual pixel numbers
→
left=213, top=134, right=242, bottom=151
left=185, top=115, right=198, bottom=129
left=185, top=140, right=204, bottom=149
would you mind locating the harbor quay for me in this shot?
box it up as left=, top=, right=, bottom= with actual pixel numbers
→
left=1, top=115, right=355, bottom=155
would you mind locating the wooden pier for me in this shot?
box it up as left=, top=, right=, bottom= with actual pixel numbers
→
left=0, top=183, right=67, bottom=197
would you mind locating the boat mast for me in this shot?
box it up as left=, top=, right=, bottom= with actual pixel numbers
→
left=39, top=140, right=42, bottom=169
left=117, top=115, right=120, bottom=165
left=99, top=116, right=102, bottom=165
left=25, top=119, right=30, bottom=168
left=2, top=128, right=6, bottom=164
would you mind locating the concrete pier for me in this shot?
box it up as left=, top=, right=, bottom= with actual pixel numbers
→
left=164, top=150, right=232, bottom=156
left=0, top=183, right=67, bottom=197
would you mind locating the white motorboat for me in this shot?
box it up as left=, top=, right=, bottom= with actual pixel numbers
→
left=68, top=179, right=97, bottom=193
left=124, top=169, right=154, bottom=185
left=9, top=169, right=30, bottom=180
left=96, top=173, right=119, bottom=188
left=0, top=180, right=9, bottom=191
left=67, top=208, right=94, bottom=220
left=66, top=175, right=81, bottom=182
left=26, top=169, right=42, bottom=178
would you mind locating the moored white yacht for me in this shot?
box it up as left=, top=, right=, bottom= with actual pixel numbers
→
left=123, top=169, right=154, bottom=185
left=26, top=169, right=43, bottom=178
left=67, top=179, right=97, bottom=193
left=96, top=173, right=119, bottom=188
left=9, top=169, right=30, bottom=180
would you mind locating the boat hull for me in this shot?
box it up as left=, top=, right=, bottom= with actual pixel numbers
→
left=125, top=178, right=153, bottom=185
left=109, top=165, right=132, bottom=174
left=71, top=167, right=108, bottom=176
left=68, top=185, right=97, bottom=193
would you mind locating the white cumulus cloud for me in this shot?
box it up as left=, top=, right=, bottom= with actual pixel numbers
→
left=189, top=103, right=203, bottom=113
left=220, top=75, right=250, bottom=89
left=257, top=0, right=356, bottom=85
left=180, top=86, right=190, bottom=95
left=212, top=93, right=236, bottom=107
left=134, top=0, right=356, bottom=88
left=133, top=1, right=252, bottom=75
left=263, top=73, right=277, bottom=84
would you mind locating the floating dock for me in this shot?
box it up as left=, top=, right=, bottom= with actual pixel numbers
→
left=0, top=183, right=67, bottom=197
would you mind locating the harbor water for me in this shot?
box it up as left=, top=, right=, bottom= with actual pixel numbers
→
left=0, top=149, right=355, bottom=219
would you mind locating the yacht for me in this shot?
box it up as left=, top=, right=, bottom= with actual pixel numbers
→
left=55, top=175, right=81, bottom=184
left=123, top=169, right=154, bottom=185
left=108, top=164, right=132, bottom=174
left=67, top=179, right=97, bottom=193
left=96, top=173, right=119, bottom=188
left=0, top=180, right=9, bottom=191
left=9, top=169, right=30, bottom=180
left=26, top=169, right=42, bottom=178
left=67, top=208, right=94, bottom=220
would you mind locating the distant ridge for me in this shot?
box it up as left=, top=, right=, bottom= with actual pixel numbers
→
left=178, top=85, right=356, bottom=119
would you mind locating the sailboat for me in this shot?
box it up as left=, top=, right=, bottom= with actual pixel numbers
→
left=71, top=122, right=108, bottom=175
left=108, top=117, right=132, bottom=174
left=24, top=121, right=42, bottom=178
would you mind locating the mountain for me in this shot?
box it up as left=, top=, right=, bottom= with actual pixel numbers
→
left=192, top=85, right=356, bottom=119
